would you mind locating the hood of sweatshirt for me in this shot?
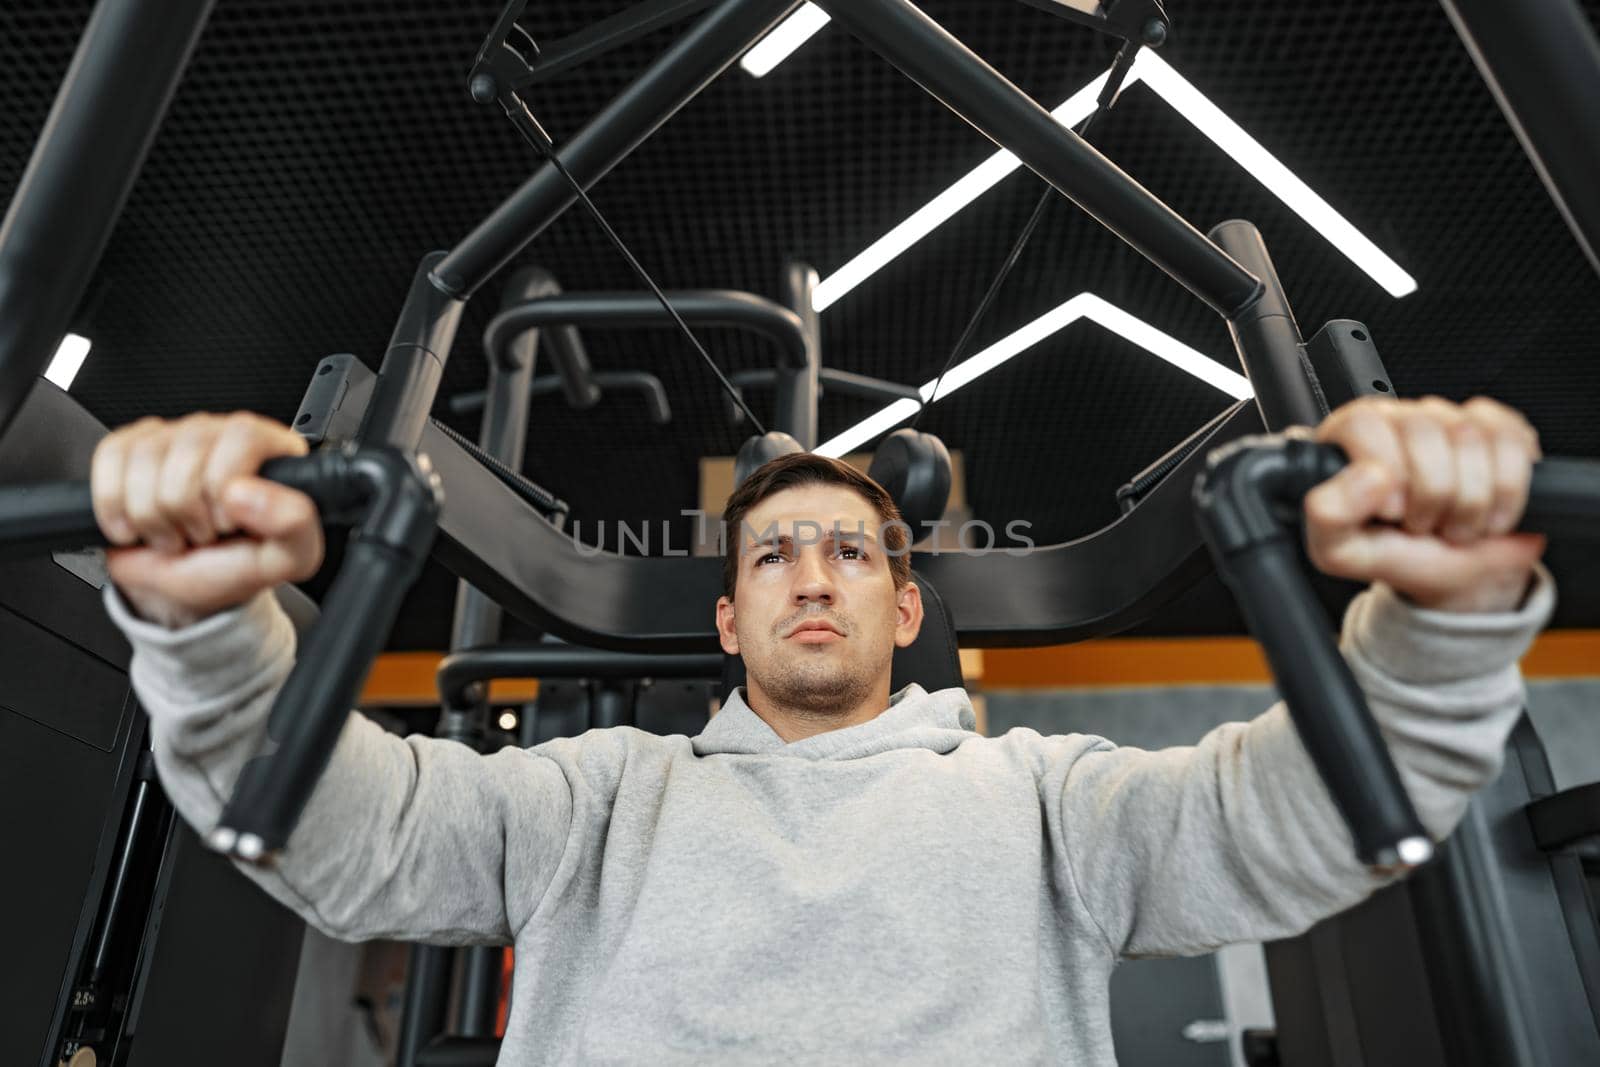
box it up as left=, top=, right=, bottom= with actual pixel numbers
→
left=692, top=683, right=978, bottom=760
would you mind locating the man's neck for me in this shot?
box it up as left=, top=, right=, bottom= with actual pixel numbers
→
left=743, top=682, right=891, bottom=743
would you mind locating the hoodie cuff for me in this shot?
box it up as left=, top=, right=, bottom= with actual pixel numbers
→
left=103, top=586, right=296, bottom=706
left=1341, top=562, right=1556, bottom=688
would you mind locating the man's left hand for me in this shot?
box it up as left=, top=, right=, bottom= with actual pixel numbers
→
left=1302, top=395, right=1546, bottom=613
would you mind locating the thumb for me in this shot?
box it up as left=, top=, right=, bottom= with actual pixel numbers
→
left=219, top=476, right=324, bottom=582
left=220, top=476, right=318, bottom=538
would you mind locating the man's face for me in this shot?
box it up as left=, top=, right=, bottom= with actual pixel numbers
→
left=716, top=484, right=922, bottom=715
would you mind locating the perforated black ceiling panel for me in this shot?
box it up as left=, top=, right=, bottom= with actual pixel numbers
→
left=3, top=0, right=1597, bottom=645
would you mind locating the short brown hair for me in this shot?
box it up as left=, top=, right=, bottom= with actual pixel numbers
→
left=721, top=453, right=911, bottom=597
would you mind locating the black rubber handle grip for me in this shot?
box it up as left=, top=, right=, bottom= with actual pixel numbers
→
left=0, top=446, right=441, bottom=863
left=1301, top=450, right=1600, bottom=539
left=0, top=452, right=368, bottom=557
left=212, top=537, right=424, bottom=860
left=205, top=447, right=440, bottom=862
left=1196, top=440, right=1600, bottom=869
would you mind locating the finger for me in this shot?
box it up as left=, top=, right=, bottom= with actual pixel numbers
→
left=1464, top=396, right=1542, bottom=459
left=1305, top=458, right=1395, bottom=538
left=155, top=415, right=223, bottom=545
left=1440, top=420, right=1494, bottom=543
left=1463, top=397, right=1541, bottom=535
left=1316, top=399, right=1408, bottom=521
left=1397, top=399, right=1459, bottom=535
left=108, top=536, right=319, bottom=618
left=220, top=477, right=324, bottom=581
left=1309, top=524, right=1544, bottom=597
left=91, top=417, right=161, bottom=545
left=1485, top=430, right=1535, bottom=536
left=201, top=414, right=309, bottom=534
left=123, top=431, right=183, bottom=553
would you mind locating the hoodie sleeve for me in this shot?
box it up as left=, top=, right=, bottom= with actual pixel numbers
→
left=1043, top=566, right=1556, bottom=959
left=107, top=587, right=576, bottom=945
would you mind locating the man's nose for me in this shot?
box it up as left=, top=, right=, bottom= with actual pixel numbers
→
left=791, top=548, right=834, bottom=603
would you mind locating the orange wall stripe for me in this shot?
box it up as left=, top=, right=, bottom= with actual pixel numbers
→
left=1521, top=630, right=1600, bottom=679
left=360, top=630, right=1599, bottom=704
left=359, top=651, right=539, bottom=707
left=982, top=639, right=1273, bottom=688
left=982, top=629, right=1600, bottom=689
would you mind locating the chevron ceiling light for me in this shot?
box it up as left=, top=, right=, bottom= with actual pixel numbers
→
left=764, top=40, right=1415, bottom=308
left=815, top=292, right=1252, bottom=457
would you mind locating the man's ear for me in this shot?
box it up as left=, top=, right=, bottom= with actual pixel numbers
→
left=893, top=581, right=924, bottom=649
left=715, top=595, right=740, bottom=655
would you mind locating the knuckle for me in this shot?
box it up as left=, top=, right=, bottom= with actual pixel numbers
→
left=124, top=492, right=159, bottom=524
left=155, top=478, right=203, bottom=517
left=1449, top=420, right=1487, bottom=450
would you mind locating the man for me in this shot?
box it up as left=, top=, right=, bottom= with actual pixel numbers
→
left=92, top=395, right=1553, bottom=1064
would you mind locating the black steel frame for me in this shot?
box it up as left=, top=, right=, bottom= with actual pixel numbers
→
left=1, top=1, right=1599, bottom=1059
left=2, top=0, right=1599, bottom=871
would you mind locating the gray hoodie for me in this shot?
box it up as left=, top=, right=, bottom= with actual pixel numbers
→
left=107, top=569, right=1554, bottom=1065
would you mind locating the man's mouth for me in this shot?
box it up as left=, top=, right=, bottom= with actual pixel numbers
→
left=786, top=619, right=844, bottom=643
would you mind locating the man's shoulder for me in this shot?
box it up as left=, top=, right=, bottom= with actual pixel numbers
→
left=957, top=724, right=1115, bottom=766
left=525, top=724, right=694, bottom=770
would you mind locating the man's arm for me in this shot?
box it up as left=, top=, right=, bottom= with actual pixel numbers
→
left=91, top=412, right=576, bottom=944
left=1046, top=566, right=1554, bottom=958
left=111, top=585, right=575, bottom=944
left=1044, top=394, right=1553, bottom=957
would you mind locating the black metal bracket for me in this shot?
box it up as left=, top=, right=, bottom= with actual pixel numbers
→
left=1527, top=783, right=1600, bottom=855
left=722, top=366, right=922, bottom=427
left=1302, top=320, right=1395, bottom=410
left=470, top=0, right=721, bottom=94
left=1016, top=0, right=1171, bottom=49
left=438, top=645, right=724, bottom=713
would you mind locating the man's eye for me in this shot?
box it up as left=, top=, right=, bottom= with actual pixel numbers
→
left=838, top=544, right=864, bottom=560
left=756, top=552, right=784, bottom=565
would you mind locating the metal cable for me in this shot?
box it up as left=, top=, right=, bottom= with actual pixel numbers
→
left=912, top=105, right=1102, bottom=429
left=503, top=95, right=770, bottom=434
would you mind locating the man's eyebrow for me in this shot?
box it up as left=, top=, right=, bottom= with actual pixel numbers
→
left=740, top=527, right=880, bottom=550
left=831, top=528, right=878, bottom=544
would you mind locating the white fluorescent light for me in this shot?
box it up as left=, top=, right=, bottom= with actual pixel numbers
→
left=814, top=293, right=1250, bottom=457
left=921, top=293, right=1096, bottom=403
left=815, top=397, right=922, bottom=458
left=1134, top=53, right=1417, bottom=298
left=740, top=4, right=830, bottom=78
left=45, top=333, right=92, bottom=391
left=812, top=71, right=1116, bottom=312
left=1078, top=295, right=1252, bottom=399
left=813, top=51, right=1414, bottom=309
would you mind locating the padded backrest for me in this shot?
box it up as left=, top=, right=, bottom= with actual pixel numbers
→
left=720, top=570, right=963, bottom=699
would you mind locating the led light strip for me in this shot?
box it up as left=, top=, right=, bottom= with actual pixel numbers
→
left=45, top=334, right=92, bottom=390
left=739, top=3, right=830, bottom=78
left=812, top=71, right=1112, bottom=311
left=1133, top=55, right=1416, bottom=297
left=815, top=293, right=1251, bottom=457
left=754, top=33, right=1415, bottom=304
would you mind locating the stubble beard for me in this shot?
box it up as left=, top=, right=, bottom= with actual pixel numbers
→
left=751, top=608, right=889, bottom=717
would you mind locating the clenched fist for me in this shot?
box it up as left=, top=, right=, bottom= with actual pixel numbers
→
left=1303, top=395, right=1546, bottom=614
left=91, top=412, right=324, bottom=628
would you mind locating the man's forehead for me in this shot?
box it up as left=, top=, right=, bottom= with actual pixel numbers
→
left=740, top=484, right=882, bottom=538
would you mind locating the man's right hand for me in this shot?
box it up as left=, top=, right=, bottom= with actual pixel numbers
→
left=91, top=412, right=324, bottom=629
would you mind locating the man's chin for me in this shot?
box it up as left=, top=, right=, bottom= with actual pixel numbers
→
left=758, top=658, right=869, bottom=712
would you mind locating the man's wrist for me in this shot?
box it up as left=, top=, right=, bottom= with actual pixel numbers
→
left=1397, top=568, right=1536, bottom=614
left=117, top=585, right=207, bottom=631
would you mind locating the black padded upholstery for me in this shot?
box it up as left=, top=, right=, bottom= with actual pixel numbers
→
left=720, top=570, right=964, bottom=700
